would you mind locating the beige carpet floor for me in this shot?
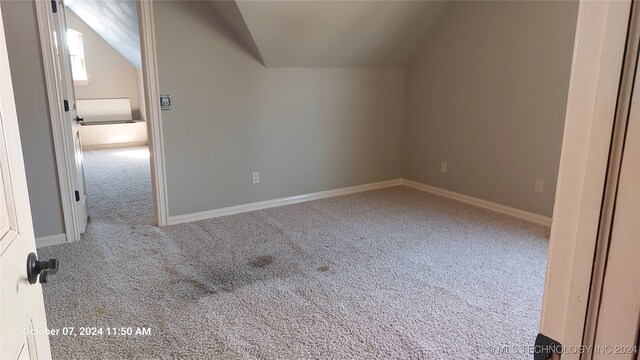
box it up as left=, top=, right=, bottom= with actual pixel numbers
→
left=38, top=147, right=549, bottom=359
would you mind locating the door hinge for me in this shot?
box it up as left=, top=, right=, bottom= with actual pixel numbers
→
left=63, top=100, right=69, bottom=112
left=75, top=191, right=80, bottom=202
left=51, top=0, right=57, bottom=13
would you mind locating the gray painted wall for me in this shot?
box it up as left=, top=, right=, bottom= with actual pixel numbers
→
left=403, top=1, right=578, bottom=217
left=154, top=1, right=406, bottom=216
left=67, top=11, right=142, bottom=120
left=3, top=0, right=579, bottom=236
left=1, top=0, right=65, bottom=237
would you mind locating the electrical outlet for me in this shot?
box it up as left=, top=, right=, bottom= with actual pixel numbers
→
left=534, top=178, right=544, bottom=193
left=440, top=161, right=447, bottom=173
left=252, top=171, right=260, bottom=184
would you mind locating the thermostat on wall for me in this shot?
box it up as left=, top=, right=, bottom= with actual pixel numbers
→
left=160, top=95, right=171, bottom=110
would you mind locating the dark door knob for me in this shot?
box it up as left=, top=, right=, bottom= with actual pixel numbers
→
left=26, top=252, right=58, bottom=284
left=75, top=116, right=84, bottom=123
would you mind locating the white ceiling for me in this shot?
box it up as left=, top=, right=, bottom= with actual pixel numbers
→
left=217, top=0, right=451, bottom=67
left=67, top=0, right=141, bottom=67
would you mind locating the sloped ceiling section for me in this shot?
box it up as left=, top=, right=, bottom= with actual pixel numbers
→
left=67, top=0, right=141, bottom=67
left=209, top=1, right=266, bottom=66
left=213, top=0, right=451, bottom=67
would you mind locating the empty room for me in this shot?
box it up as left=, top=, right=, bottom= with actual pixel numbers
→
left=1, top=0, right=639, bottom=360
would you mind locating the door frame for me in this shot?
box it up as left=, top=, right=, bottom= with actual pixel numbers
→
left=539, top=0, right=633, bottom=358
left=34, top=0, right=169, bottom=243
left=138, top=0, right=169, bottom=228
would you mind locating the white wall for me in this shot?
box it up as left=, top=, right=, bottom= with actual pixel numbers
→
left=67, top=11, right=147, bottom=148
left=154, top=1, right=407, bottom=216
left=1, top=0, right=65, bottom=238
left=67, top=11, right=142, bottom=120
left=403, top=1, right=579, bottom=217
left=79, top=122, right=148, bottom=149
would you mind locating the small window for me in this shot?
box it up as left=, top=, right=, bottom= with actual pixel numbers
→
left=67, top=29, right=87, bottom=81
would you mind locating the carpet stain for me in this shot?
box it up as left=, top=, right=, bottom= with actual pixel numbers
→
left=317, top=265, right=330, bottom=272
left=185, top=278, right=216, bottom=295
left=249, top=255, right=275, bottom=268
left=131, top=226, right=156, bottom=237
left=94, top=307, right=106, bottom=317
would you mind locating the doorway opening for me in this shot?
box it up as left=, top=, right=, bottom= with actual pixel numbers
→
left=65, top=3, right=154, bottom=228
left=35, top=0, right=169, bottom=243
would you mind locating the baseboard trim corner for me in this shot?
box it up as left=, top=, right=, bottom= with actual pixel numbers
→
left=401, top=179, right=552, bottom=227
left=167, top=179, right=403, bottom=225
left=36, top=233, right=67, bottom=248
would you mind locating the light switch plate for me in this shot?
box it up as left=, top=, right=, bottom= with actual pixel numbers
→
left=160, top=95, right=171, bottom=110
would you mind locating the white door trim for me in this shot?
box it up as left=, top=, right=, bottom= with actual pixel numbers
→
left=138, top=0, right=169, bottom=227
left=538, top=0, right=632, bottom=357
left=581, top=1, right=640, bottom=354
left=34, top=0, right=170, bottom=234
left=34, top=0, right=82, bottom=242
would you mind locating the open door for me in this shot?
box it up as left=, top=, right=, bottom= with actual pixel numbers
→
left=54, top=0, right=88, bottom=233
left=40, top=0, right=89, bottom=236
left=0, top=6, right=53, bottom=359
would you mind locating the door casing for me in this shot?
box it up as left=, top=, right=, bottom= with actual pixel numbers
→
left=580, top=2, right=640, bottom=358
left=539, top=1, right=634, bottom=359
left=33, top=0, right=169, bottom=244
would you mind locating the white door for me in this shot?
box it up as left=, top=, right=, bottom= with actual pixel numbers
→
left=0, top=6, right=53, bottom=360
left=590, top=43, right=640, bottom=360
left=51, top=0, right=88, bottom=233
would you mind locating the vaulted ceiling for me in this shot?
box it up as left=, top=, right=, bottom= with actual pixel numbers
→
left=66, top=0, right=141, bottom=67
left=67, top=0, right=451, bottom=68
left=213, top=0, right=451, bottom=67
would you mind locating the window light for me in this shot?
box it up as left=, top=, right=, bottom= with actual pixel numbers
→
left=67, top=29, right=87, bottom=81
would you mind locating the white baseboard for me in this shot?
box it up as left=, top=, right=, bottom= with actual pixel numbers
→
left=167, top=178, right=551, bottom=227
left=82, top=141, right=148, bottom=150
left=36, top=233, right=67, bottom=248
left=167, top=179, right=403, bottom=225
left=401, top=179, right=552, bottom=227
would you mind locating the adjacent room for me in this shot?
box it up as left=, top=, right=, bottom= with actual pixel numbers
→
left=1, top=0, right=579, bottom=358
left=67, top=2, right=148, bottom=150
left=65, top=0, right=154, bottom=226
